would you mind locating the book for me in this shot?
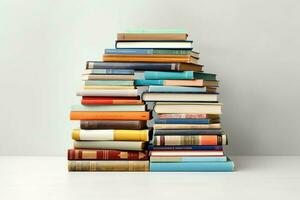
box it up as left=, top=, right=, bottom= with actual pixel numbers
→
left=70, top=111, right=150, bottom=120
left=85, top=80, right=134, bottom=86
left=68, top=149, right=149, bottom=160
left=150, top=161, right=234, bottom=172
left=135, top=79, right=218, bottom=87
left=142, top=93, right=218, bottom=102
left=76, top=89, right=138, bottom=97
left=154, top=118, right=215, bottom=124
left=153, top=129, right=222, bottom=135
left=80, top=120, right=147, bottom=130
left=154, top=103, right=222, bottom=114
left=72, top=129, right=149, bottom=141
left=83, top=85, right=135, bottom=90
left=140, top=71, right=216, bottom=80
left=148, top=145, right=223, bottom=151
left=68, top=160, right=149, bottom=171
left=157, top=113, right=219, bottom=119
left=153, top=123, right=221, bottom=129
left=74, top=141, right=145, bottom=151
left=82, top=74, right=134, bottom=80
left=147, top=86, right=212, bottom=93
left=86, top=61, right=203, bottom=72
left=153, top=135, right=227, bottom=146
left=117, top=33, right=188, bottom=41
left=150, top=150, right=224, bottom=156
left=103, top=54, right=198, bottom=64
left=71, top=104, right=145, bottom=112
left=115, top=40, right=193, bottom=49
left=123, top=29, right=187, bottom=34
left=150, top=156, right=227, bottom=162
left=81, top=97, right=143, bottom=105
left=83, top=69, right=135, bottom=75
left=104, top=49, right=199, bottom=57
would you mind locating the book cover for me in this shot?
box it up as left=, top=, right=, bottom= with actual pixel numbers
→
left=153, top=135, right=227, bottom=146
left=83, top=85, right=135, bottom=90
left=153, top=129, right=222, bottom=135
left=81, top=97, right=143, bottom=105
left=82, top=74, right=134, bottom=80
left=71, top=104, right=145, bottom=112
left=134, top=79, right=218, bottom=87
left=104, top=49, right=198, bottom=56
left=70, top=111, right=150, bottom=120
left=154, top=118, right=212, bottom=124
left=147, top=145, right=223, bottom=151
left=80, top=120, right=147, bottom=130
left=150, top=150, right=224, bottom=156
left=73, top=141, right=145, bottom=151
left=150, top=156, right=227, bottom=163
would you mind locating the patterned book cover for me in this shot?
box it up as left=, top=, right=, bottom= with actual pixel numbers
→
left=154, top=135, right=227, bottom=146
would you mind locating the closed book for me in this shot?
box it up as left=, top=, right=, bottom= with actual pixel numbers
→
left=150, top=156, right=227, bottom=163
left=81, top=97, right=143, bottom=105
left=123, top=29, right=187, bottom=34
left=83, top=85, right=135, bottom=90
left=147, top=145, right=223, bottom=151
left=154, top=103, right=222, bottom=114
left=82, top=74, right=134, bottom=80
left=153, top=129, right=222, bottom=135
left=76, top=89, right=138, bottom=97
left=142, top=93, right=218, bottom=102
left=74, top=141, right=145, bottom=151
left=154, top=118, right=213, bottom=124
left=81, top=120, right=147, bottom=130
left=104, top=49, right=199, bottom=57
left=157, top=113, right=219, bottom=119
left=150, top=161, right=234, bottom=172
left=70, top=111, right=150, bottom=120
left=86, top=61, right=203, bottom=72
left=135, top=79, right=218, bottom=87
left=150, top=150, right=224, bottom=156
left=142, top=71, right=216, bottom=80
left=85, top=80, right=134, bottom=86
left=68, top=160, right=149, bottom=171
left=83, top=69, right=134, bottom=75
left=103, top=54, right=198, bottom=64
left=153, top=123, right=221, bottom=130
left=116, top=40, right=193, bottom=49
left=68, top=149, right=149, bottom=160
left=72, top=129, right=149, bottom=141
left=154, top=135, right=227, bottom=146
left=71, top=104, right=145, bottom=112
left=148, top=86, right=209, bottom=93
left=117, top=33, right=188, bottom=41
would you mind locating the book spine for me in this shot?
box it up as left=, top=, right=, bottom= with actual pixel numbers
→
left=153, top=123, right=221, bottom=129
left=81, top=99, right=143, bottom=105
left=98, top=69, right=135, bottom=74
left=152, top=49, right=191, bottom=55
left=68, top=160, right=149, bottom=171
left=72, top=129, right=149, bottom=141
left=83, top=85, right=135, bottom=89
left=150, top=156, right=227, bottom=163
left=153, top=129, right=222, bottom=135
left=71, top=105, right=145, bottom=112
left=105, top=48, right=153, bottom=54
left=85, top=80, right=134, bottom=86
left=154, top=118, right=210, bottom=124
left=153, top=135, right=226, bottom=146
left=150, top=161, right=234, bottom=172
left=70, top=111, right=150, bottom=120
left=134, top=79, right=164, bottom=86
left=143, top=71, right=193, bottom=80
left=80, top=120, right=147, bottom=130
left=73, top=141, right=145, bottom=151
left=148, top=86, right=206, bottom=93
left=68, top=149, right=149, bottom=160
left=158, top=113, right=211, bottom=119
left=82, top=74, right=134, bottom=80
left=147, top=145, right=223, bottom=151
left=76, top=89, right=138, bottom=97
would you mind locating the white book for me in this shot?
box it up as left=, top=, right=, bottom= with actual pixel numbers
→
left=76, top=89, right=138, bottom=97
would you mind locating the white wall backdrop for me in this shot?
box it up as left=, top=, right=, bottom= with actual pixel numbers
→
left=0, top=0, right=299, bottom=155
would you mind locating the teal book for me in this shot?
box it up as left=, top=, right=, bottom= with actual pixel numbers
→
left=135, top=80, right=164, bottom=86
left=71, top=104, right=145, bottom=112
left=124, top=29, right=187, bottom=34
left=150, top=156, right=228, bottom=163
left=148, top=86, right=207, bottom=93
left=143, top=71, right=216, bottom=80
left=85, top=80, right=134, bottom=86
left=150, top=160, right=234, bottom=172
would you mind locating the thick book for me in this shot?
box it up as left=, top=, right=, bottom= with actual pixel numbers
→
left=117, top=33, right=188, bottom=41
left=154, top=102, right=222, bottom=114
left=115, top=40, right=193, bottom=49
left=103, top=54, right=198, bottom=64
left=83, top=69, right=135, bottom=75
left=71, top=104, right=145, bottom=112
left=86, top=61, right=203, bottom=72
left=150, top=156, right=227, bottom=163
left=153, top=135, right=227, bottom=146
left=142, top=93, right=218, bottom=102
left=81, top=97, right=143, bottom=105
left=150, top=161, right=234, bottom=172
left=141, top=71, right=216, bottom=80
left=74, top=141, right=145, bottom=151
left=76, top=89, right=138, bottom=97
left=135, top=79, right=218, bottom=87
left=147, top=145, right=223, bottom=151
left=153, top=123, right=221, bottom=130
left=70, top=111, right=150, bottom=120
left=154, top=118, right=216, bottom=124
left=153, top=129, right=222, bottom=135
left=104, top=49, right=199, bottom=57
left=85, top=80, right=134, bottom=86
left=68, top=149, right=149, bottom=160
left=147, top=86, right=214, bottom=93
left=157, top=113, right=219, bottom=119
left=72, top=129, right=149, bottom=141
left=81, top=120, right=147, bottom=130
left=68, top=160, right=149, bottom=171
left=83, top=85, right=135, bottom=90
left=150, top=150, right=224, bottom=156
left=82, top=74, right=134, bottom=80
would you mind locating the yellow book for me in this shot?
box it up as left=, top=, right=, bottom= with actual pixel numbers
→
left=83, top=85, right=135, bottom=90
left=72, top=129, right=149, bottom=141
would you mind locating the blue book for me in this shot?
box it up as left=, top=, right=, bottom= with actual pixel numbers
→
left=148, top=86, right=207, bottom=93
left=143, top=71, right=216, bottom=80
left=147, top=145, right=223, bottom=151
left=154, top=118, right=211, bottom=124
left=150, top=161, right=234, bottom=172
left=135, top=79, right=164, bottom=86
left=84, top=69, right=134, bottom=75
left=150, top=156, right=228, bottom=163
left=85, top=80, right=134, bottom=86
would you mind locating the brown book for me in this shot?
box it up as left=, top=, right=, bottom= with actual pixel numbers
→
left=68, top=160, right=149, bottom=171
left=154, top=135, right=227, bottom=146
left=68, top=149, right=149, bottom=160
left=81, top=120, right=147, bottom=129
left=117, top=33, right=187, bottom=41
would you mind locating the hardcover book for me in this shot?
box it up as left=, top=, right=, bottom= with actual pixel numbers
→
left=104, top=49, right=199, bottom=57
left=142, top=93, right=218, bottom=102
left=80, top=120, right=147, bottom=130
left=147, top=145, right=223, bottom=151
left=153, top=129, right=222, bottom=135
left=150, top=156, right=227, bottom=162
left=153, top=135, right=227, bottom=146
left=117, top=33, right=188, bottom=41
left=115, top=40, right=193, bottom=49
left=154, top=102, right=222, bottom=114
left=70, top=111, right=150, bottom=120
left=81, top=97, right=143, bottom=105
left=73, top=141, right=145, bottom=151
left=140, top=71, right=216, bottom=80
left=71, top=104, right=145, bottom=112
left=83, top=69, right=135, bottom=75
left=134, top=79, right=218, bottom=87
left=153, top=123, right=221, bottom=129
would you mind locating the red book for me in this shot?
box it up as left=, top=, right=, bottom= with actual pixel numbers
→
left=81, top=96, right=143, bottom=105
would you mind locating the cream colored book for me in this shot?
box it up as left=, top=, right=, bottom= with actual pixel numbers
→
left=82, top=74, right=134, bottom=80
left=83, top=85, right=135, bottom=90
left=153, top=123, right=221, bottom=129
left=154, top=102, right=222, bottom=114
left=73, top=141, right=145, bottom=151
left=76, top=89, right=138, bottom=97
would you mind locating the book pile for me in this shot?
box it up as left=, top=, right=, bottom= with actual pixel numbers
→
left=68, top=29, right=234, bottom=172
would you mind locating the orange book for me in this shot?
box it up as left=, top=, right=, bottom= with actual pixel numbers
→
left=70, top=111, right=150, bottom=120
left=164, top=80, right=219, bottom=87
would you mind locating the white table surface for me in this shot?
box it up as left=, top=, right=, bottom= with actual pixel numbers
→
left=0, top=156, right=299, bottom=200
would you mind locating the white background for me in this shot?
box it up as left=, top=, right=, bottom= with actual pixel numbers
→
left=0, top=0, right=299, bottom=156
